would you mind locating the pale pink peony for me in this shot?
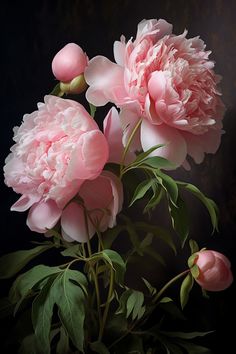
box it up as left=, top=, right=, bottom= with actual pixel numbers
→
left=85, top=19, right=225, bottom=168
left=103, top=107, right=136, bottom=165
left=61, top=171, right=123, bottom=242
left=52, top=43, right=88, bottom=82
left=193, top=250, right=233, bottom=291
left=4, top=95, right=109, bottom=232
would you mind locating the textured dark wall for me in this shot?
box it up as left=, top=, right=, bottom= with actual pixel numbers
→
left=1, top=0, right=236, bottom=352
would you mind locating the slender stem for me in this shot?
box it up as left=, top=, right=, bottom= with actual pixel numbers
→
left=153, top=269, right=190, bottom=303
left=96, top=230, right=104, bottom=251
left=98, top=267, right=115, bottom=341
left=119, top=118, right=142, bottom=178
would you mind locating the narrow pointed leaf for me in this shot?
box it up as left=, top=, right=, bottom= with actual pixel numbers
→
left=180, top=273, right=194, bottom=309
left=0, top=244, right=53, bottom=279
left=129, top=179, right=155, bottom=206
left=169, top=197, right=189, bottom=247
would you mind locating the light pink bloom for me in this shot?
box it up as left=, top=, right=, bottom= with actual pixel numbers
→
left=193, top=250, right=233, bottom=291
left=61, top=171, right=123, bottom=242
left=103, top=107, right=136, bottom=165
left=85, top=19, right=224, bottom=168
left=52, top=43, right=88, bottom=82
left=4, top=95, right=109, bottom=232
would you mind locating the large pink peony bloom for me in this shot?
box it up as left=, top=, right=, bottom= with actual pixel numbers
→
left=85, top=19, right=225, bottom=168
left=193, top=250, right=233, bottom=291
left=61, top=171, right=123, bottom=242
left=4, top=95, right=109, bottom=232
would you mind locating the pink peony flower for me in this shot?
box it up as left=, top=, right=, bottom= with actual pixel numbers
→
left=61, top=171, right=123, bottom=242
left=52, top=43, right=88, bottom=82
left=103, top=107, right=136, bottom=165
left=193, top=250, right=233, bottom=291
left=4, top=95, right=109, bottom=232
left=85, top=19, right=225, bottom=168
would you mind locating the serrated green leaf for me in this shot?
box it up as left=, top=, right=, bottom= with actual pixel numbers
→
left=141, top=156, right=176, bottom=170
left=156, top=170, right=178, bottom=206
left=180, top=273, right=193, bottom=309
left=54, top=269, right=87, bottom=352
left=0, top=245, right=53, bottom=279
left=56, top=326, right=70, bottom=354
left=177, top=182, right=219, bottom=233
left=129, top=179, right=155, bottom=206
left=90, top=341, right=110, bottom=354
left=32, top=276, right=56, bottom=354
left=9, top=265, right=62, bottom=305
left=169, top=197, right=189, bottom=248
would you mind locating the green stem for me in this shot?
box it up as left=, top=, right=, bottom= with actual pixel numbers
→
left=98, top=267, right=115, bottom=341
left=119, top=118, right=142, bottom=178
left=153, top=269, right=190, bottom=303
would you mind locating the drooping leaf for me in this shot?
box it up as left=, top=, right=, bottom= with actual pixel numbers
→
left=169, top=196, right=189, bottom=247
left=143, top=183, right=164, bottom=213
left=177, top=182, right=219, bottom=233
left=9, top=265, right=62, bottom=305
left=160, top=330, right=214, bottom=340
left=141, top=156, right=176, bottom=170
left=54, top=269, right=87, bottom=352
left=101, top=249, right=126, bottom=283
left=0, top=244, right=53, bottom=279
left=180, top=273, right=194, bottom=309
left=56, top=326, right=70, bottom=354
left=156, top=170, right=178, bottom=206
left=32, top=276, right=57, bottom=354
left=90, top=341, right=110, bottom=354
left=129, top=179, right=155, bottom=207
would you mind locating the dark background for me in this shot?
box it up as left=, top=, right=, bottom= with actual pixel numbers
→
left=1, top=0, right=236, bottom=353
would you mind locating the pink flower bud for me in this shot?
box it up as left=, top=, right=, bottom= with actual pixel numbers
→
left=194, top=250, right=233, bottom=291
left=52, top=43, right=88, bottom=82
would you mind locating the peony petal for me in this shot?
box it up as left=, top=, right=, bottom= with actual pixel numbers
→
left=27, top=200, right=62, bottom=233
left=11, top=194, right=41, bottom=212
left=140, top=120, right=187, bottom=168
left=85, top=56, right=126, bottom=106
left=148, top=71, right=166, bottom=101
left=61, top=202, right=95, bottom=243
left=114, top=39, right=126, bottom=66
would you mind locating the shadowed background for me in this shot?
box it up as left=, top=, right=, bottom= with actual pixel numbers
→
left=1, top=0, right=236, bottom=352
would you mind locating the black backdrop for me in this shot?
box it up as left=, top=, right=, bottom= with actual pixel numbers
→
left=1, top=1, right=236, bottom=353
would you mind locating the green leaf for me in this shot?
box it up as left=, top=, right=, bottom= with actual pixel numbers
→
left=61, top=244, right=83, bottom=258
left=156, top=170, right=178, bottom=206
left=56, top=326, right=70, bottom=354
left=142, top=277, right=157, bottom=296
left=126, top=290, right=145, bottom=320
left=101, top=249, right=126, bottom=283
left=9, top=265, right=62, bottom=305
left=180, top=273, right=194, bottom=309
left=141, top=156, right=176, bottom=170
left=18, top=334, right=37, bottom=354
left=175, top=339, right=211, bottom=353
left=143, top=184, right=164, bottom=213
left=187, top=254, right=197, bottom=268
left=32, top=276, right=56, bottom=354
left=133, top=144, right=165, bottom=164
left=169, top=196, right=189, bottom=247
left=177, top=182, right=219, bottom=232
left=161, top=330, right=214, bottom=340
left=50, top=82, right=63, bottom=97
left=0, top=244, right=53, bottom=279
left=134, top=222, right=176, bottom=254
left=54, top=269, right=87, bottom=352
left=89, top=103, right=96, bottom=118
left=90, top=341, right=110, bottom=354
left=129, top=179, right=155, bottom=206
left=190, top=264, right=200, bottom=279
left=189, top=239, right=199, bottom=254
